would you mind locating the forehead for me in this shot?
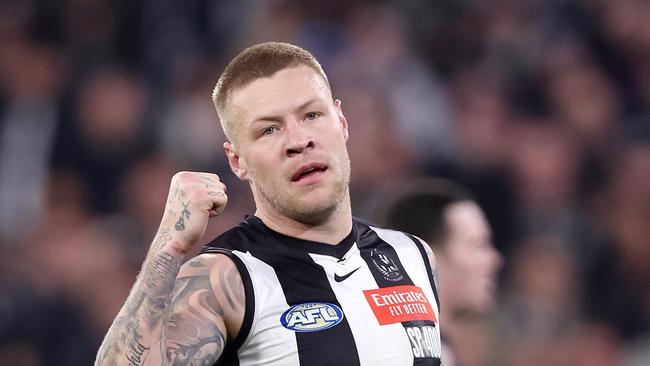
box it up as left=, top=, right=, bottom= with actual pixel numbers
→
left=228, top=65, right=330, bottom=123
left=445, top=201, right=490, bottom=239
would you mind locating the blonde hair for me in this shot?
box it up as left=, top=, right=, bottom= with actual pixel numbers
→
left=212, top=42, right=330, bottom=141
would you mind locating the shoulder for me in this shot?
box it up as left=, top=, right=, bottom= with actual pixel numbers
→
left=175, top=254, right=243, bottom=310
left=180, top=253, right=244, bottom=300
left=181, top=252, right=238, bottom=275
left=178, top=253, right=246, bottom=338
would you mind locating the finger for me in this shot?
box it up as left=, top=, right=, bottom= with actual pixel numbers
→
left=203, top=183, right=226, bottom=191
left=197, top=173, right=222, bottom=183
left=197, top=176, right=227, bottom=192
left=208, top=191, right=228, bottom=216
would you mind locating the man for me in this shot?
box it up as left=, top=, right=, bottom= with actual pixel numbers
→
left=377, top=179, right=503, bottom=365
left=96, top=42, right=442, bottom=365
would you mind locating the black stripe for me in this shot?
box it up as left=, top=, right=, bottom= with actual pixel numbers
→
left=406, top=234, right=440, bottom=309
left=247, top=232, right=361, bottom=366
left=201, top=248, right=255, bottom=366
left=359, top=229, right=441, bottom=366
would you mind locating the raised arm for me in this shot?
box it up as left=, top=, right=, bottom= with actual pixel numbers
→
left=95, top=172, right=242, bottom=365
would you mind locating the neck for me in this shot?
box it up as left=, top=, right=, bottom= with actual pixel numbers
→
left=440, top=308, right=460, bottom=345
left=254, top=193, right=353, bottom=245
left=439, top=287, right=462, bottom=344
left=440, top=298, right=485, bottom=347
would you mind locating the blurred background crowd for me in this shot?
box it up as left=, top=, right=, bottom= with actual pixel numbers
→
left=0, top=0, right=648, bottom=365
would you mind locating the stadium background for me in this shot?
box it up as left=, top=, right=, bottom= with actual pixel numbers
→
left=0, top=0, right=648, bottom=364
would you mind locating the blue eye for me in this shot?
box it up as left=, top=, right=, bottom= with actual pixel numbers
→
left=262, top=126, right=276, bottom=135
left=306, top=112, right=319, bottom=121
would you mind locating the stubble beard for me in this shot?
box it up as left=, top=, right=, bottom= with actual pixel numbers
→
left=253, top=154, right=351, bottom=225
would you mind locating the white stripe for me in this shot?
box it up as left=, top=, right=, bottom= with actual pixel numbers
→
left=232, top=250, right=300, bottom=366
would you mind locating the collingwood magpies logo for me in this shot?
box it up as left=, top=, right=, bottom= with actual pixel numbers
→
left=371, top=249, right=403, bottom=282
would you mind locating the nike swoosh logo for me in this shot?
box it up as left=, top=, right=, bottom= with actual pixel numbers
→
left=334, top=267, right=361, bottom=282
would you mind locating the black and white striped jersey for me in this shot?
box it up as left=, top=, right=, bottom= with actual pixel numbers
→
left=202, top=215, right=441, bottom=366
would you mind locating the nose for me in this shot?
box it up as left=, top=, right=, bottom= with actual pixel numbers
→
left=489, top=246, right=504, bottom=272
left=285, top=121, right=314, bottom=157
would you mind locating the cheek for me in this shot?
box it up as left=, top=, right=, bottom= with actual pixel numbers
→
left=246, top=148, right=277, bottom=175
left=449, top=244, right=476, bottom=269
left=332, top=134, right=351, bottom=163
left=449, top=247, right=485, bottom=281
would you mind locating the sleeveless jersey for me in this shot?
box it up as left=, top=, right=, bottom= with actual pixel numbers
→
left=201, top=215, right=441, bottom=366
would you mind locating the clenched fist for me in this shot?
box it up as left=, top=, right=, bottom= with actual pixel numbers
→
left=159, top=171, right=228, bottom=254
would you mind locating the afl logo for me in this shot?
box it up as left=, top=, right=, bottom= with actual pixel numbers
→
left=371, top=249, right=404, bottom=281
left=280, top=302, right=344, bottom=332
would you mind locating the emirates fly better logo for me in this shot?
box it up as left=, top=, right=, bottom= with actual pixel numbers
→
left=363, top=285, right=436, bottom=325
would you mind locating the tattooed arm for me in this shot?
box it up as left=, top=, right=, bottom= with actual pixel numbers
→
left=161, top=254, right=244, bottom=364
left=95, top=172, right=243, bottom=366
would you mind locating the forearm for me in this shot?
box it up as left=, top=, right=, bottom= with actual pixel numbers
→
left=95, top=228, right=183, bottom=366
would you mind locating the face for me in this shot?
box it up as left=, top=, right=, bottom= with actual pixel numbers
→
left=439, top=201, right=503, bottom=312
left=224, top=65, right=351, bottom=224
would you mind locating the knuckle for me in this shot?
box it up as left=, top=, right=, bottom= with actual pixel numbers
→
left=172, top=171, right=190, bottom=182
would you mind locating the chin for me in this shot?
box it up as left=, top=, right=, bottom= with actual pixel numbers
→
left=291, top=184, right=346, bottom=219
left=288, top=199, right=339, bottom=224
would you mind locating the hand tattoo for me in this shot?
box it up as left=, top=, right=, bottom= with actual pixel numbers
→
left=175, top=202, right=191, bottom=231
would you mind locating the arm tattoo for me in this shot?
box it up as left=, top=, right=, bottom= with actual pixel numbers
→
left=150, top=230, right=173, bottom=253
left=96, top=245, right=240, bottom=366
left=161, top=257, right=245, bottom=365
left=163, top=273, right=225, bottom=365
left=95, top=229, right=182, bottom=365
left=145, top=252, right=180, bottom=291
left=188, top=257, right=207, bottom=268
left=175, top=202, right=191, bottom=231
left=125, top=328, right=150, bottom=366
left=142, top=251, right=182, bottom=326
left=220, top=265, right=244, bottom=310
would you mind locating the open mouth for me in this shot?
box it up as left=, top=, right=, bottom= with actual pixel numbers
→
left=291, top=164, right=327, bottom=182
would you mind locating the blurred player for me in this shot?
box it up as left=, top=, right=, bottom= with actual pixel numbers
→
left=377, top=179, right=503, bottom=365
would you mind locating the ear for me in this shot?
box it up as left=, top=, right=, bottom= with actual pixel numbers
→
left=224, top=141, right=250, bottom=181
left=334, top=99, right=349, bottom=141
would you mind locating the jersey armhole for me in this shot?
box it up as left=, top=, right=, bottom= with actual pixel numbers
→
left=405, top=234, right=441, bottom=310
left=201, top=247, right=255, bottom=364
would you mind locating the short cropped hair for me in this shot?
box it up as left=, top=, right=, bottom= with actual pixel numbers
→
left=376, top=179, right=473, bottom=248
left=212, top=42, right=330, bottom=141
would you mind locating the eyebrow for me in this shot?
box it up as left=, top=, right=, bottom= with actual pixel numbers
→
left=250, top=98, right=321, bottom=125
